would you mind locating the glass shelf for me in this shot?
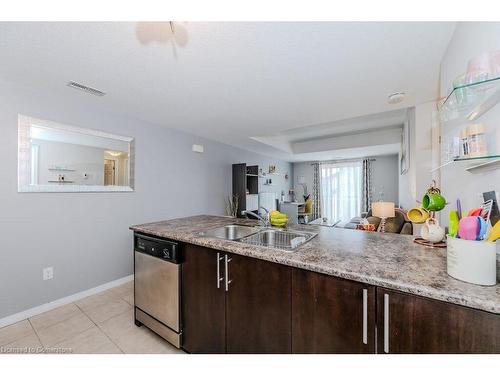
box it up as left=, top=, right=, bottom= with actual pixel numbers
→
left=48, top=168, right=76, bottom=172
left=440, top=76, right=500, bottom=122
left=431, top=154, right=500, bottom=173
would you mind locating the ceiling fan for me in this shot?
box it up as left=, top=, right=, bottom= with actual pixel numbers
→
left=135, top=21, right=188, bottom=58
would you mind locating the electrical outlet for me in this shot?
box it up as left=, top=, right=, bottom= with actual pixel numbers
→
left=192, top=144, right=204, bottom=153
left=43, top=267, right=53, bottom=281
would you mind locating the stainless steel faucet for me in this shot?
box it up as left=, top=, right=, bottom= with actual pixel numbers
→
left=243, top=207, right=271, bottom=227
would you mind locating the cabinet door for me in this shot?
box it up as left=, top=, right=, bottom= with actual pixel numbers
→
left=292, top=269, right=375, bottom=353
left=377, top=288, right=500, bottom=354
left=232, top=163, right=247, bottom=217
left=182, top=244, right=226, bottom=353
left=225, top=253, right=292, bottom=353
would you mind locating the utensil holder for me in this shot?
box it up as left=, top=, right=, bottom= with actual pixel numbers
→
left=447, top=235, right=498, bottom=286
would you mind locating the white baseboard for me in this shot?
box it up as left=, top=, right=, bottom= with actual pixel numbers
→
left=0, top=274, right=134, bottom=329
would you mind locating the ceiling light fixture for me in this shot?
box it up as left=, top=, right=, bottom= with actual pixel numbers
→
left=67, top=81, right=106, bottom=97
left=387, top=92, right=405, bottom=104
left=106, top=151, right=122, bottom=157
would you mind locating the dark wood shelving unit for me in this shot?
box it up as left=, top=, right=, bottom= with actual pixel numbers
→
left=232, top=163, right=259, bottom=218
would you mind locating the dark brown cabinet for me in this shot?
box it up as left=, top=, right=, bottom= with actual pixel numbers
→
left=182, top=243, right=500, bottom=354
left=232, top=163, right=260, bottom=218
left=182, top=245, right=292, bottom=353
left=226, top=253, right=292, bottom=353
left=292, top=268, right=376, bottom=353
left=182, top=244, right=226, bottom=353
left=377, top=288, right=500, bottom=354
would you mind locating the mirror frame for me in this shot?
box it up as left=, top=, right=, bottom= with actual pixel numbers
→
left=18, top=114, right=135, bottom=193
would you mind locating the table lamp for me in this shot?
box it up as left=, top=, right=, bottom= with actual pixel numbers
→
left=372, top=201, right=395, bottom=233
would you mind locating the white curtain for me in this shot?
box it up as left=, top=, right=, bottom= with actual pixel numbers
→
left=320, top=161, right=362, bottom=222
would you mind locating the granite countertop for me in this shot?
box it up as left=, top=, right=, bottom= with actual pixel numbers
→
left=130, top=215, right=500, bottom=314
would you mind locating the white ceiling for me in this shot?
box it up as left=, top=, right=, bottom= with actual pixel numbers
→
left=0, top=22, right=456, bottom=161
left=252, top=108, right=407, bottom=160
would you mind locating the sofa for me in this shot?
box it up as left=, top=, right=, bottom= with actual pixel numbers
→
left=344, top=208, right=413, bottom=235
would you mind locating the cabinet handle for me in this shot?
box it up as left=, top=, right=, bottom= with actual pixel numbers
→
left=216, top=253, right=224, bottom=289
left=384, top=293, right=390, bottom=353
left=224, top=254, right=232, bottom=291
left=362, top=288, right=368, bottom=345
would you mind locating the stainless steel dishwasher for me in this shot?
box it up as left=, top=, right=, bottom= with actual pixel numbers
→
left=134, top=233, right=182, bottom=348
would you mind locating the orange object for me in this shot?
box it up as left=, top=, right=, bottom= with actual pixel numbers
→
left=468, top=208, right=482, bottom=217
left=356, top=223, right=375, bottom=232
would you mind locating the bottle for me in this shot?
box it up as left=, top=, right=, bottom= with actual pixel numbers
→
left=451, top=136, right=460, bottom=159
left=460, top=129, right=469, bottom=158
left=467, top=124, right=487, bottom=157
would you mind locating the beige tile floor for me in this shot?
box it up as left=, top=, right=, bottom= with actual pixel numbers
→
left=0, top=282, right=183, bottom=354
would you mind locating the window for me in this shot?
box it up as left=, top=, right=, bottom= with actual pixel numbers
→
left=320, top=161, right=362, bottom=222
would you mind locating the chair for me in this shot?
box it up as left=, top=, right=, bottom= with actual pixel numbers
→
left=298, top=199, right=313, bottom=224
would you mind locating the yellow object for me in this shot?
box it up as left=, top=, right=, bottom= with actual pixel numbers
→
left=270, top=211, right=288, bottom=228
left=488, top=221, right=500, bottom=242
left=298, top=199, right=313, bottom=218
left=271, top=220, right=287, bottom=228
left=271, top=218, right=288, bottom=224
left=271, top=211, right=288, bottom=219
left=408, top=207, right=429, bottom=224
left=303, top=199, right=313, bottom=214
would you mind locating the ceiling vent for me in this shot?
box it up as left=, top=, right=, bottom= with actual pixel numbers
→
left=67, top=81, right=106, bottom=97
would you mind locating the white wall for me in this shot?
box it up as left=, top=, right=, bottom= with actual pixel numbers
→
left=439, top=23, right=500, bottom=219
left=398, top=103, right=437, bottom=210
left=292, top=162, right=314, bottom=202
left=293, top=154, right=399, bottom=206
left=33, top=139, right=106, bottom=185
left=0, top=79, right=292, bottom=319
left=256, top=164, right=293, bottom=202
left=371, top=155, right=399, bottom=204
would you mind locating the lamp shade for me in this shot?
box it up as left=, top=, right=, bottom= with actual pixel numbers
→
left=372, top=201, right=395, bottom=218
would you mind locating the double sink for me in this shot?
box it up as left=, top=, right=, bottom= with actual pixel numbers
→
left=198, top=224, right=317, bottom=251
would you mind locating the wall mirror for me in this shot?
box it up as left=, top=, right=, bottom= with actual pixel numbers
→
left=18, top=115, right=134, bottom=192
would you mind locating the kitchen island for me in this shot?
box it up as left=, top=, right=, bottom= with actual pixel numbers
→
left=131, top=215, right=500, bottom=354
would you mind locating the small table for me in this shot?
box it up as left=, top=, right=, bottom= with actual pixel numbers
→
left=307, top=218, right=341, bottom=227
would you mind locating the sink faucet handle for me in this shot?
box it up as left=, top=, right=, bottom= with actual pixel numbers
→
left=258, top=206, right=271, bottom=227
left=243, top=209, right=271, bottom=227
